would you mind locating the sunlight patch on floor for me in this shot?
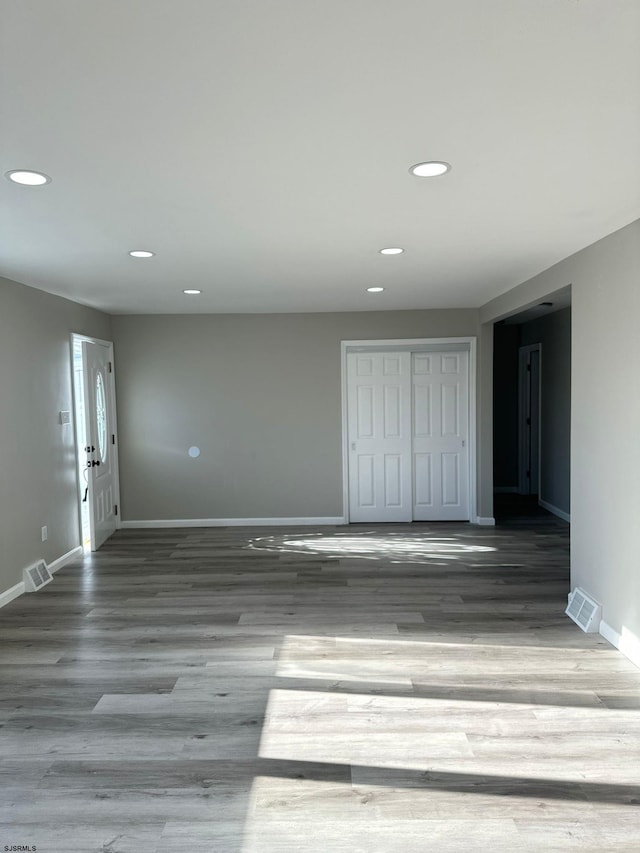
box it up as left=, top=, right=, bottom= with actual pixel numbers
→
left=248, top=533, right=496, bottom=562
left=258, top=686, right=640, bottom=783
left=275, top=633, right=631, bottom=691
left=260, top=688, right=473, bottom=770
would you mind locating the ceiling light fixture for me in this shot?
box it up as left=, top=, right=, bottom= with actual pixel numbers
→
left=379, top=247, right=404, bottom=255
left=5, top=169, right=51, bottom=186
left=367, top=287, right=384, bottom=293
left=409, top=161, right=451, bottom=177
left=128, top=250, right=155, bottom=258
left=183, top=289, right=201, bottom=295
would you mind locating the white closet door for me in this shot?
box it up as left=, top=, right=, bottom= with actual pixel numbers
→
left=412, top=351, right=470, bottom=521
left=347, top=352, right=412, bottom=522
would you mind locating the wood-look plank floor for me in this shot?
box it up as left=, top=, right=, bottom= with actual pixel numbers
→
left=1, top=517, right=639, bottom=852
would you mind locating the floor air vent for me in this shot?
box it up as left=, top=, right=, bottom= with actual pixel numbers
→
left=23, top=560, right=53, bottom=592
left=566, top=587, right=601, bottom=633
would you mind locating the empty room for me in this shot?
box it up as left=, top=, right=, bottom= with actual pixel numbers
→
left=1, top=1, right=639, bottom=851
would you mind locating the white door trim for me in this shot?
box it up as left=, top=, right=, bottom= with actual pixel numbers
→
left=70, top=334, right=122, bottom=544
left=341, top=337, right=477, bottom=524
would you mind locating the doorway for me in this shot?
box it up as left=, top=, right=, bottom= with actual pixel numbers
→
left=492, top=291, right=571, bottom=523
left=341, top=338, right=476, bottom=523
left=71, top=334, right=121, bottom=550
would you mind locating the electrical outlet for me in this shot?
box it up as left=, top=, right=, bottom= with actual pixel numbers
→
left=41, top=525, right=48, bottom=542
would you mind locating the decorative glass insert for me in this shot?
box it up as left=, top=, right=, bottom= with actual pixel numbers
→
left=96, top=371, right=107, bottom=462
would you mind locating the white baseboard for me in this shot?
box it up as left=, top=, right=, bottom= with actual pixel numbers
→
left=494, top=486, right=519, bottom=494
left=600, top=620, right=640, bottom=670
left=120, top=516, right=347, bottom=529
left=538, top=499, right=571, bottom=523
left=0, top=581, right=26, bottom=608
left=0, top=545, right=84, bottom=609
left=49, top=546, right=84, bottom=574
left=474, top=517, right=496, bottom=526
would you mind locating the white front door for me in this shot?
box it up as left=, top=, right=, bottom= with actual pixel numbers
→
left=82, top=341, right=118, bottom=548
left=412, top=351, right=470, bottom=520
left=347, top=352, right=412, bottom=522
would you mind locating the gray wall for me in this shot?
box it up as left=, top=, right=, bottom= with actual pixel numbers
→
left=111, top=310, right=479, bottom=521
left=521, top=307, right=571, bottom=514
left=476, top=322, right=494, bottom=519
left=481, top=219, right=640, bottom=655
left=0, top=276, right=111, bottom=596
left=492, top=324, right=520, bottom=488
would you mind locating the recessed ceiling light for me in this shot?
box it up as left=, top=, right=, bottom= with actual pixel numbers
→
left=128, top=250, right=155, bottom=258
left=367, top=287, right=385, bottom=293
left=409, top=161, right=451, bottom=177
left=379, top=247, right=404, bottom=255
left=183, top=289, right=201, bottom=295
left=5, top=169, right=51, bottom=186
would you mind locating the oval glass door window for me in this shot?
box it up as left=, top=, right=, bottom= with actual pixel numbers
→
left=96, top=371, right=108, bottom=462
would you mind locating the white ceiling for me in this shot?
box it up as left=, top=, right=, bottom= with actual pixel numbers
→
left=1, top=0, right=639, bottom=315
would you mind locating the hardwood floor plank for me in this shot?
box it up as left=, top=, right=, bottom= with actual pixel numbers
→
left=0, top=821, right=164, bottom=853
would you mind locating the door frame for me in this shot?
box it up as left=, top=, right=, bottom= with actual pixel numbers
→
left=518, top=343, right=542, bottom=496
left=340, top=337, right=477, bottom=524
left=70, top=333, right=122, bottom=547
